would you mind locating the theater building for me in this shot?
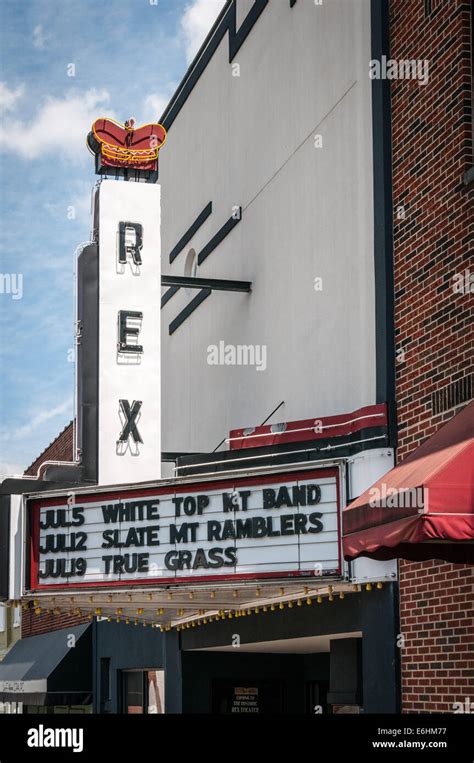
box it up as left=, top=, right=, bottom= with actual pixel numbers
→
left=0, top=0, right=471, bottom=716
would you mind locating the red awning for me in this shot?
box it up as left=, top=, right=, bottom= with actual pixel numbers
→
left=343, top=401, right=474, bottom=563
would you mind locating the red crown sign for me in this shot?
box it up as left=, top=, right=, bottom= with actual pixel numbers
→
left=87, top=117, right=167, bottom=173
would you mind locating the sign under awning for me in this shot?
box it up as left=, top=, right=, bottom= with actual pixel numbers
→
left=0, top=623, right=92, bottom=706
left=343, top=402, right=474, bottom=563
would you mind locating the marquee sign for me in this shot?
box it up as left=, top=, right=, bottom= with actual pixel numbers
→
left=28, top=469, right=342, bottom=590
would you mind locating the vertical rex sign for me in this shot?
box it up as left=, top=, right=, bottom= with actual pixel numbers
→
left=96, top=180, right=161, bottom=485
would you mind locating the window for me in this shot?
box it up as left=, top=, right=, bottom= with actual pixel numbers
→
left=121, top=670, right=165, bottom=714
left=13, top=607, right=20, bottom=628
left=184, top=248, right=198, bottom=295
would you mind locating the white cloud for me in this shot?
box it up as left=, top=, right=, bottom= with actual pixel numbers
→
left=0, top=82, right=24, bottom=114
left=32, top=24, right=50, bottom=50
left=181, top=0, right=227, bottom=65
left=0, top=462, right=25, bottom=478
left=43, top=180, right=92, bottom=226
left=143, top=93, right=170, bottom=121
left=0, top=88, right=116, bottom=161
left=12, top=398, right=73, bottom=442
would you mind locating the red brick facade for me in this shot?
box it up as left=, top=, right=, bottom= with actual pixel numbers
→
left=24, top=421, right=74, bottom=477
left=390, top=0, right=474, bottom=712
left=22, top=421, right=90, bottom=637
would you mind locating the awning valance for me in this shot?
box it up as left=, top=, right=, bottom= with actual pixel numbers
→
left=0, top=623, right=92, bottom=705
left=343, top=402, right=474, bottom=563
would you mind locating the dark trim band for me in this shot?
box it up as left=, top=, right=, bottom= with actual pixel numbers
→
left=370, top=0, right=396, bottom=446
left=161, top=1, right=268, bottom=131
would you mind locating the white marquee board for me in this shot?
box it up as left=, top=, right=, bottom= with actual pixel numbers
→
left=29, top=469, right=342, bottom=589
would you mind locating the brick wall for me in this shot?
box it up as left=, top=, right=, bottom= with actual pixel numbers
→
left=399, top=560, right=474, bottom=712
left=390, top=0, right=474, bottom=712
left=24, top=421, right=74, bottom=477
left=22, top=608, right=90, bottom=638
left=22, top=421, right=90, bottom=637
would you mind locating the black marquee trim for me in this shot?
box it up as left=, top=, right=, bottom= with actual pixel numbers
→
left=169, top=201, right=212, bottom=264
left=175, top=425, right=390, bottom=478
left=169, top=288, right=212, bottom=335
left=161, top=1, right=268, bottom=131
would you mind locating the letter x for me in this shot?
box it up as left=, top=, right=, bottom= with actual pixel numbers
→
left=117, top=399, right=143, bottom=444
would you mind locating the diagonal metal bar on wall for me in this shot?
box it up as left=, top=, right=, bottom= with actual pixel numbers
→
left=197, top=209, right=241, bottom=266
left=169, top=289, right=212, bottom=335
left=169, top=201, right=212, bottom=264
left=162, top=275, right=251, bottom=292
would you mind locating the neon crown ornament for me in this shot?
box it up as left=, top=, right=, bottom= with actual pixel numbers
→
left=87, top=117, right=167, bottom=177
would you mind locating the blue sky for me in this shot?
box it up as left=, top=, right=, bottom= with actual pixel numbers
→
left=0, top=0, right=225, bottom=475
